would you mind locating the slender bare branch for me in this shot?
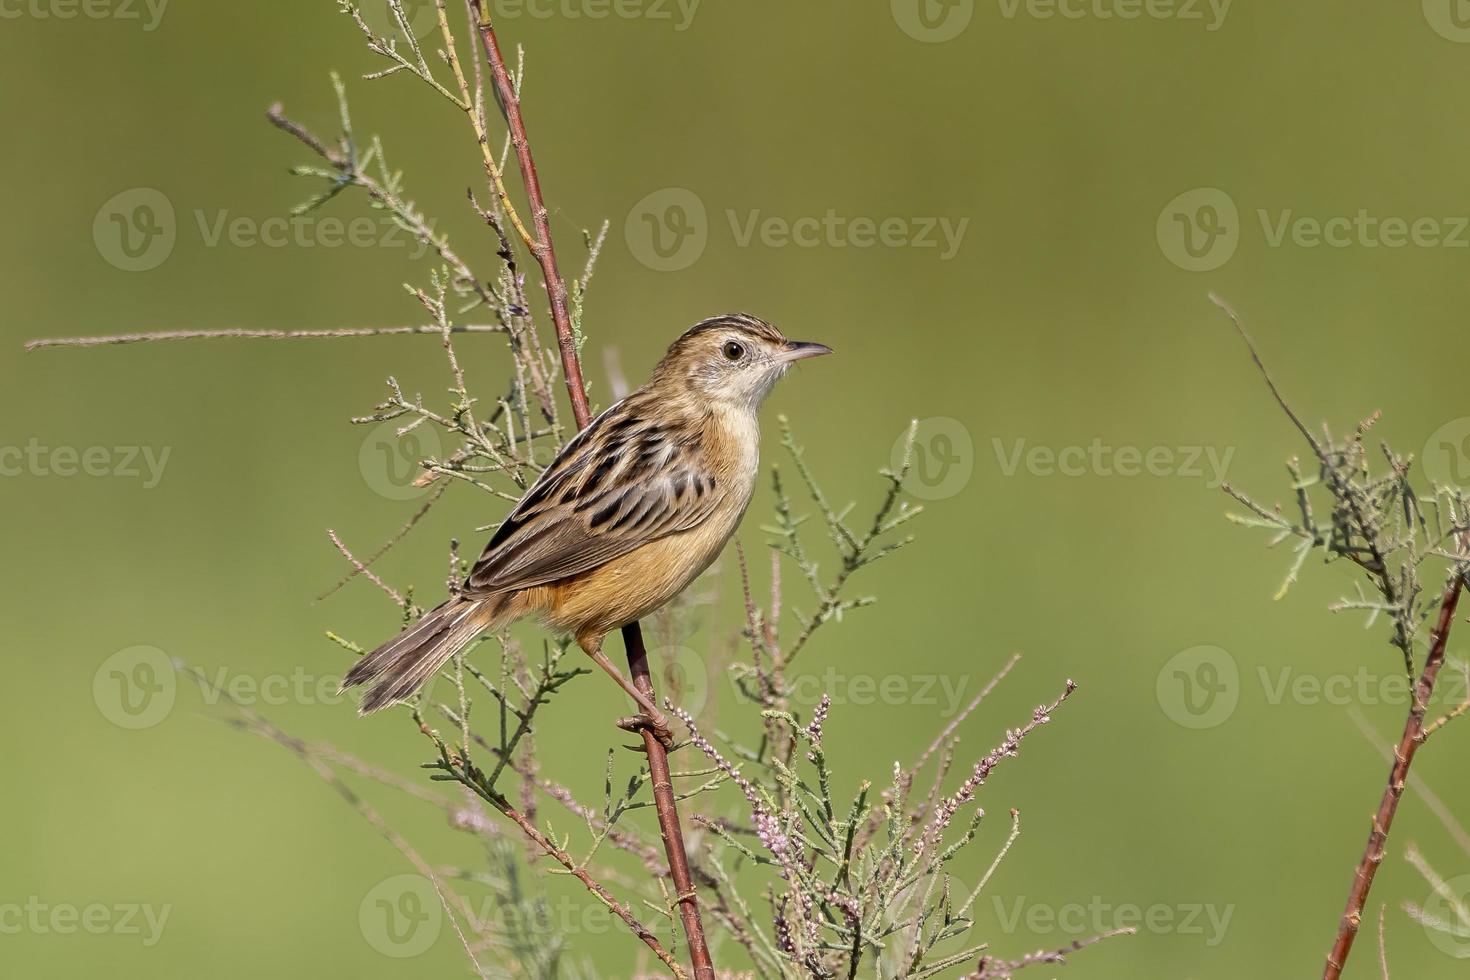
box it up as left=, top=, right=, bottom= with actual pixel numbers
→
left=968, top=927, right=1137, bottom=979
left=25, top=324, right=503, bottom=351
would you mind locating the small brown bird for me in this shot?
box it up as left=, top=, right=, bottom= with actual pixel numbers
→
left=342, top=313, right=831, bottom=742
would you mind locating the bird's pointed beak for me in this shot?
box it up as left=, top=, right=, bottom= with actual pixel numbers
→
left=779, top=340, right=834, bottom=363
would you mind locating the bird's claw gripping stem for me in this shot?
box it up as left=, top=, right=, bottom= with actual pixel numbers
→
left=617, top=712, right=676, bottom=752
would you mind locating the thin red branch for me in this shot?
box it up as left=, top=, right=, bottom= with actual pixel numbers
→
left=1322, top=567, right=1466, bottom=979
left=470, top=7, right=590, bottom=423
left=622, top=621, right=717, bottom=974
left=466, top=7, right=715, bottom=977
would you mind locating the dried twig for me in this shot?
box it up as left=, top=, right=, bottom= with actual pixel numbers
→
left=25, top=324, right=503, bottom=351
left=1377, top=904, right=1389, bottom=980
left=328, top=529, right=407, bottom=609
left=968, top=927, right=1136, bottom=979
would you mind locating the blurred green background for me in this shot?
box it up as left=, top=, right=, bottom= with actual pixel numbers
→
left=7, top=1, right=1470, bottom=977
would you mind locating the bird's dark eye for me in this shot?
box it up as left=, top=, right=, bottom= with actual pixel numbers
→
left=722, top=341, right=745, bottom=361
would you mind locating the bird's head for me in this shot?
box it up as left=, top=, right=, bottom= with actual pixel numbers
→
left=653, top=313, right=832, bottom=411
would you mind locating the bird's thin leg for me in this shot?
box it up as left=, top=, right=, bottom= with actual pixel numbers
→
left=580, top=641, right=674, bottom=748
left=585, top=644, right=660, bottom=713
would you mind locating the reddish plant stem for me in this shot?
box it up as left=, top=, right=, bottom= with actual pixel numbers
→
left=1322, top=570, right=1465, bottom=979
left=622, top=621, right=717, bottom=975
left=466, top=7, right=715, bottom=978
left=470, top=6, right=590, bottom=423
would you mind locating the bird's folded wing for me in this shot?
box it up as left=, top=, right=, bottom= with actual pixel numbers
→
left=465, top=405, right=721, bottom=593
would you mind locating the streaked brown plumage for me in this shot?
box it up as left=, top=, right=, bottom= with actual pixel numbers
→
left=341, top=313, right=832, bottom=742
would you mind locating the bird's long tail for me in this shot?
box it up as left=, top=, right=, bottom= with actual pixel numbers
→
left=341, top=594, right=511, bottom=714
